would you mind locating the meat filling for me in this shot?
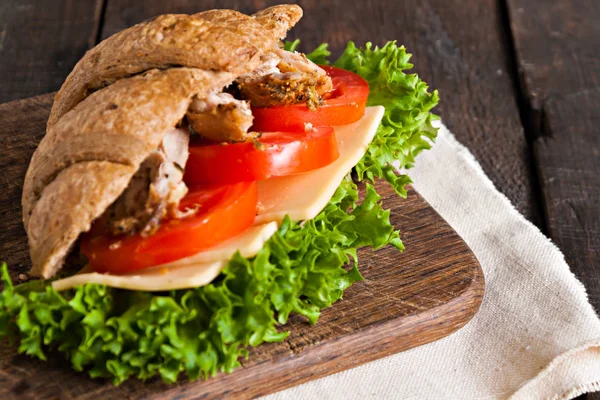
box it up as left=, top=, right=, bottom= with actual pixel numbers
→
left=236, top=48, right=333, bottom=110
left=102, top=127, right=190, bottom=237
left=185, top=49, right=333, bottom=144
left=186, top=92, right=255, bottom=142
left=102, top=48, right=332, bottom=236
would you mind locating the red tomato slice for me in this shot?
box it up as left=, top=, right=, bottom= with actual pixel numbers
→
left=251, top=66, right=369, bottom=132
left=184, top=126, right=339, bottom=185
left=80, top=181, right=257, bottom=274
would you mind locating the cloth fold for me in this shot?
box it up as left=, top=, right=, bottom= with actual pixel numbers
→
left=264, top=123, right=600, bottom=399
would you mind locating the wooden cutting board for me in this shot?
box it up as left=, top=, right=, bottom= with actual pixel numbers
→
left=0, top=94, right=484, bottom=400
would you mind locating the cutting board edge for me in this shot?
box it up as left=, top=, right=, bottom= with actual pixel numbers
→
left=154, top=248, right=485, bottom=400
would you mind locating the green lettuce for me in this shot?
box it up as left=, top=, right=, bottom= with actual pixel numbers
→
left=291, top=40, right=440, bottom=196
left=335, top=41, right=439, bottom=196
left=0, top=40, right=437, bottom=384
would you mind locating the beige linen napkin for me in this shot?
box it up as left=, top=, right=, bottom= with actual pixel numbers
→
left=264, top=123, right=600, bottom=399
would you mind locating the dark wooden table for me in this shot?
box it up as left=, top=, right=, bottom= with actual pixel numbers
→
left=1, top=0, right=598, bottom=397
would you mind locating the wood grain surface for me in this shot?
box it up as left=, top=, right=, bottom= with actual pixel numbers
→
left=536, top=91, right=600, bottom=309
left=0, top=0, right=104, bottom=103
left=0, top=94, right=484, bottom=399
left=506, top=0, right=600, bottom=124
left=506, top=0, right=600, bottom=319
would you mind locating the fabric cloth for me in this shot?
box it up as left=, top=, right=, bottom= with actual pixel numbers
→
left=264, top=123, right=600, bottom=399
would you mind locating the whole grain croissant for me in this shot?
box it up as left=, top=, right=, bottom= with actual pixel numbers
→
left=22, top=5, right=303, bottom=279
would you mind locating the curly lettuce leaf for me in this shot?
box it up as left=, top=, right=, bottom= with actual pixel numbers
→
left=0, top=180, right=401, bottom=384
left=335, top=41, right=439, bottom=196
left=289, top=40, right=439, bottom=196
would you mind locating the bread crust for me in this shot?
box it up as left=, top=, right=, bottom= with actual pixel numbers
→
left=23, top=5, right=302, bottom=278
left=47, top=6, right=302, bottom=127
left=28, top=162, right=137, bottom=278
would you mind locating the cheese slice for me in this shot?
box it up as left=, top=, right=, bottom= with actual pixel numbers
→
left=255, top=106, right=385, bottom=224
left=52, top=222, right=278, bottom=291
left=52, top=261, right=226, bottom=292
left=51, top=106, right=384, bottom=292
left=158, top=222, right=278, bottom=268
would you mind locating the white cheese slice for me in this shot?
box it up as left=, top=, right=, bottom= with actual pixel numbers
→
left=158, top=221, right=278, bottom=268
left=51, top=260, right=226, bottom=292
left=52, top=222, right=278, bottom=291
left=255, top=105, right=384, bottom=224
left=51, top=106, right=384, bottom=292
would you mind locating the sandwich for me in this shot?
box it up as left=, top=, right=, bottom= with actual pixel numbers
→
left=0, top=5, right=439, bottom=384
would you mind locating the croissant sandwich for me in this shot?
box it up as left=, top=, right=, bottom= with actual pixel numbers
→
left=1, top=4, right=439, bottom=384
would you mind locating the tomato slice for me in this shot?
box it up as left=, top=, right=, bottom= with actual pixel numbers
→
left=80, top=181, right=257, bottom=274
left=184, top=126, right=339, bottom=185
left=250, top=66, right=369, bottom=132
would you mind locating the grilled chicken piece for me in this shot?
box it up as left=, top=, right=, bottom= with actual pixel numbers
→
left=102, top=127, right=190, bottom=237
left=186, top=92, right=255, bottom=142
left=236, top=48, right=333, bottom=110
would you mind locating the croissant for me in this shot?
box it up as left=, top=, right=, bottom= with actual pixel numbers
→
left=22, top=5, right=303, bottom=279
